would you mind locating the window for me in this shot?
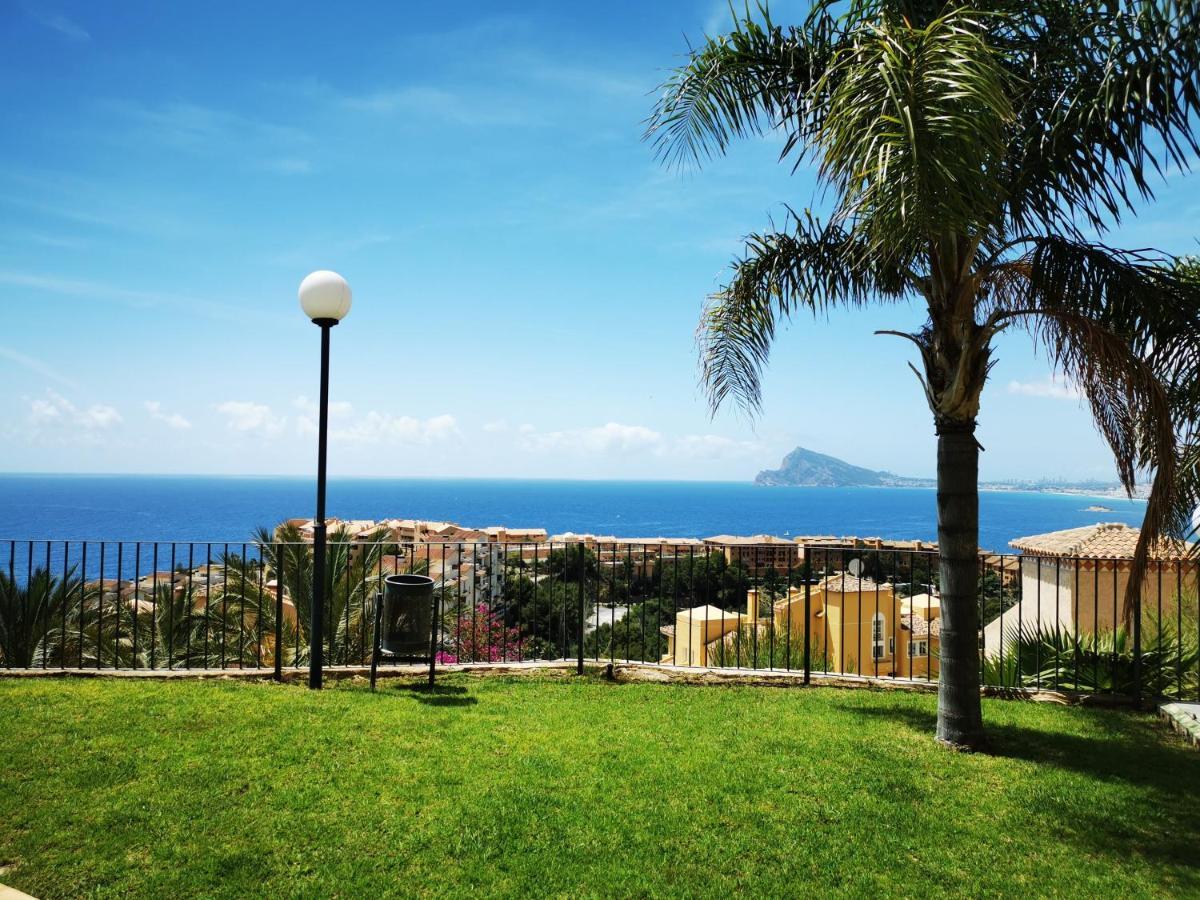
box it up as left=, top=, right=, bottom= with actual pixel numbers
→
left=871, top=613, right=886, bottom=660
left=909, top=640, right=928, bottom=658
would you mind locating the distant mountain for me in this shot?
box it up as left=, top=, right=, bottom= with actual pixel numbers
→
left=754, top=447, right=933, bottom=488
left=754, top=446, right=1145, bottom=497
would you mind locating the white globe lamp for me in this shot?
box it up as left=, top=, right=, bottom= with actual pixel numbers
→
left=298, top=270, right=352, bottom=324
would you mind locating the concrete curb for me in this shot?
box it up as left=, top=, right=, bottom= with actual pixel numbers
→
left=0, top=881, right=38, bottom=899
left=0, top=659, right=1142, bottom=706
left=1159, top=702, right=1200, bottom=747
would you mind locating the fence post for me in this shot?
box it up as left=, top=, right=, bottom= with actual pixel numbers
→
left=577, top=543, right=585, bottom=676
left=803, top=551, right=811, bottom=685
left=428, top=583, right=439, bottom=688
left=273, top=546, right=284, bottom=682
left=1132, top=574, right=1143, bottom=709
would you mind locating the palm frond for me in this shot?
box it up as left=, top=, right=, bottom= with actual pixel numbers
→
left=816, top=6, right=1014, bottom=256
left=701, top=210, right=908, bottom=415
left=996, top=0, right=1200, bottom=237
left=987, top=237, right=1200, bottom=614
left=644, top=2, right=840, bottom=169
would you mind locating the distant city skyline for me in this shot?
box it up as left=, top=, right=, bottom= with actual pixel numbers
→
left=2, top=1, right=1197, bottom=482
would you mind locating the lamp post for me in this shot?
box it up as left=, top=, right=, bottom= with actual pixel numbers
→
left=298, top=270, right=352, bottom=689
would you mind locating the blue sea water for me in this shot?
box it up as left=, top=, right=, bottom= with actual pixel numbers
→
left=0, top=474, right=1146, bottom=553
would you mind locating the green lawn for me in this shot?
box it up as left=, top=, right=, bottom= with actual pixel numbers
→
left=1, top=674, right=1197, bottom=898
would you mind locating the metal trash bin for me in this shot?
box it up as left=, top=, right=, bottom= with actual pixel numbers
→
left=381, top=573, right=435, bottom=660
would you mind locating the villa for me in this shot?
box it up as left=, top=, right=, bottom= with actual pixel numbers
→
left=982, top=523, right=1198, bottom=656
left=661, top=573, right=941, bottom=677
left=771, top=574, right=940, bottom=677
left=660, top=605, right=750, bottom=666
left=703, top=533, right=799, bottom=574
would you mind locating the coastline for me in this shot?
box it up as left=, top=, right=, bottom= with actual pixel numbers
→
left=756, top=482, right=1148, bottom=503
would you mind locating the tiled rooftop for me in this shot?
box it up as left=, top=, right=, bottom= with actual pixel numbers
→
left=817, top=574, right=892, bottom=593
left=1010, top=523, right=1193, bottom=560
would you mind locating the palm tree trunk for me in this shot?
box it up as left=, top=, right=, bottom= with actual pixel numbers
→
left=934, top=421, right=987, bottom=750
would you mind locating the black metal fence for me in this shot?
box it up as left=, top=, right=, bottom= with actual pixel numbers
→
left=1, top=539, right=1197, bottom=702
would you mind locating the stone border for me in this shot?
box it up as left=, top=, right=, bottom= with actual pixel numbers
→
left=0, top=659, right=583, bottom=682
left=1159, top=702, right=1200, bottom=747
left=0, top=658, right=1141, bottom=706
left=606, top=662, right=1135, bottom=706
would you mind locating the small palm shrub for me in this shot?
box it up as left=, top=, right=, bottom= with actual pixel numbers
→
left=704, top=622, right=830, bottom=672
left=982, top=614, right=1199, bottom=697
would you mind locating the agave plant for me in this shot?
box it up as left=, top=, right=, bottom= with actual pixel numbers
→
left=983, top=618, right=1200, bottom=697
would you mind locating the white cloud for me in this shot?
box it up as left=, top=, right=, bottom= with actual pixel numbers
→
left=482, top=420, right=509, bottom=433
left=144, top=401, right=191, bottom=430
left=331, top=412, right=459, bottom=445
left=27, top=389, right=121, bottom=431
left=293, top=395, right=353, bottom=417
left=1006, top=376, right=1083, bottom=401
left=516, top=421, right=764, bottom=461
left=673, top=434, right=763, bottom=460
left=521, top=422, right=664, bottom=454
left=292, top=395, right=354, bottom=436
left=291, top=397, right=458, bottom=444
left=78, top=403, right=122, bottom=429
left=214, top=401, right=285, bottom=437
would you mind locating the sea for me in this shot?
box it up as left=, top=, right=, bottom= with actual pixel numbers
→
left=0, top=474, right=1147, bottom=553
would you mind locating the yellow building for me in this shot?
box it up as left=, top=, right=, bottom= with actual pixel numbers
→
left=660, top=605, right=749, bottom=666
left=703, top=534, right=799, bottom=574
left=771, top=575, right=940, bottom=678
left=661, top=576, right=939, bottom=677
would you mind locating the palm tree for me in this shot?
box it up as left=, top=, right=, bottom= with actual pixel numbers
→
left=647, top=1, right=1200, bottom=748
left=132, top=580, right=211, bottom=669
left=40, top=581, right=136, bottom=669
left=0, top=566, right=83, bottom=667
left=256, top=523, right=394, bottom=667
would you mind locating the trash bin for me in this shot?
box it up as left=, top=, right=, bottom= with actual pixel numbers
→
left=382, top=574, right=435, bottom=660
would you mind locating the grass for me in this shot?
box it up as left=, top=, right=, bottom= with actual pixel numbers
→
left=1, top=674, right=1198, bottom=898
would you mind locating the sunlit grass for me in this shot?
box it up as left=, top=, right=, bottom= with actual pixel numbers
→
left=1, top=674, right=1197, bottom=898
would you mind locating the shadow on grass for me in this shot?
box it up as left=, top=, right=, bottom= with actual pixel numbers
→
left=848, top=701, right=1200, bottom=877
left=387, top=682, right=478, bottom=707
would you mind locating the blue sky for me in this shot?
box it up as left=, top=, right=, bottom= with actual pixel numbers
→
left=1, top=0, right=1197, bottom=482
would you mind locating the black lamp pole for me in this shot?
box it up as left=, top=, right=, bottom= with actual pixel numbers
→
left=309, top=317, right=337, bottom=689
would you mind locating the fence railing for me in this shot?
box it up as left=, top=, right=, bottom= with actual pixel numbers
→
left=1, top=539, right=1196, bottom=701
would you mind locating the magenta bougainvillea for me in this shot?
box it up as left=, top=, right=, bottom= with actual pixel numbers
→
left=437, top=602, right=521, bottom=664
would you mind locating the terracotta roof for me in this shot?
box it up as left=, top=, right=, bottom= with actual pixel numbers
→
left=796, top=535, right=937, bottom=551
left=548, top=533, right=591, bottom=543
left=678, top=605, right=744, bottom=621
left=902, top=612, right=941, bottom=639
left=901, top=592, right=940, bottom=612
left=818, top=574, right=892, bottom=593
left=704, top=534, right=793, bottom=545
left=1009, top=523, right=1193, bottom=560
